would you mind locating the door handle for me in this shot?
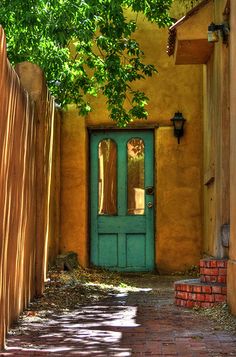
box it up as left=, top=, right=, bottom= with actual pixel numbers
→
left=147, top=202, right=153, bottom=208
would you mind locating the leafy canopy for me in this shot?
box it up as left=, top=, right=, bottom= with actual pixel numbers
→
left=0, top=0, right=172, bottom=126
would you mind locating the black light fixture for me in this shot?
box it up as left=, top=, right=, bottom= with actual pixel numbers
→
left=208, top=22, right=230, bottom=44
left=170, top=112, right=186, bottom=144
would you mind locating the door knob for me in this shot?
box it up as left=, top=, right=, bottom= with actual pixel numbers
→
left=147, top=202, right=153, bottom=208
left=145, top=186, right=154, bottom=195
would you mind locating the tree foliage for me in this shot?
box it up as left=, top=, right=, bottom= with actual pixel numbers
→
left=0, top=0, right=172, bottom=126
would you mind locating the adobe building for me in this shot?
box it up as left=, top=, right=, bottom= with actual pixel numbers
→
left=59, top=0, right=236, bottom=313
left=2, top=0, right=236, bottom=350
left=1, top=1, right=236, bottom=350
left=60, top=3, right=203, bottom=274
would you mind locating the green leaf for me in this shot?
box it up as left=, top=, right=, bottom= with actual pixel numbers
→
left=0, top=0, right=173, bottom=126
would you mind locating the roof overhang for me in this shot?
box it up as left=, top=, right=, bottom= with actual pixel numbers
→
left=167, top=0, right=214, bottom=64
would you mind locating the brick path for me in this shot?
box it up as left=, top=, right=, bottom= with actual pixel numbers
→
left=1, top=275, right=236, bottom=356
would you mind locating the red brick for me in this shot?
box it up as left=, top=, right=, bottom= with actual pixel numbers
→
left=176, top=291, right=188, bottom=300
left=204, top=294, right=215, bottom=302
left=185, top=284, right=193, bottom=292
left=199, top=260, right=205, bottom=267
left=188, top=293, right=197, bottom=301
left=196, top=293, right=205, bottom=302
left=205, top=268, right=219, bottom=276
left=200, top=267, right=208, bottom=275
left=216, top=260, right=228, bottom=268
left=176, top=283, right=187, bottom=291
left=186, top=300, right=195, bottom=308
left=178, top=299, right=184, bottom=306
left=175, top=298, right=192, bottom=308
left=175, top=284, right=182, bottom=291
left=218, top=276, right=226, bottom=284
left=215, top=294, right=227, bottom=302
left=212, top=286, right=222, bottom=294
left=210, top=260, right=217, bottom=268
left=175, top=299, right=181, bottom=306
left=201, top=260, right=211, bottom=268
left=202, top=259, right=216, bottom=268
left=193, top=286, right=202, bottom=293
left=178, top=299, right=187, bottom=307
left=201, top=275, right=217, bottom=283
left=219, top=268, right=227, bottom=276
left=201, top=285, right=212, bottom=293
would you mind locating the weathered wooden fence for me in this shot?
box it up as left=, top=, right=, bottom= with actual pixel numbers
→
left=0, top=26, right=60, bottom=349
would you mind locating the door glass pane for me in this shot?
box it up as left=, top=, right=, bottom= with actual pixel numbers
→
left=127, top=138, right=145, bottom=215
left=98, top=139, right=117, bottom=215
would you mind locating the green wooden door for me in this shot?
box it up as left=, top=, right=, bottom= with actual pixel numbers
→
left=90, top=130, right=154, bottom=271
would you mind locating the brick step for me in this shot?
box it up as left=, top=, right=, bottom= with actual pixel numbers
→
left=175, top=278, right=227, bottom=308
left=199, top=258, right=227, bottom=284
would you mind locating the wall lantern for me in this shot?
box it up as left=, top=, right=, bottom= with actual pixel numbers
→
left=170, top=112, right=186, bottom=144
left=208, top=22, right=230, bottom=44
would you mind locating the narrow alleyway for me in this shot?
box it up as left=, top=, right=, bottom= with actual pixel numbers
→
left=1, top=272, right=236, bottom=357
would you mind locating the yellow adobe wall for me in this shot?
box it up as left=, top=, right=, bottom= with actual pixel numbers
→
left=61, top=109, right=89, bottom=267
left=61, top=12, right=203, bottom=272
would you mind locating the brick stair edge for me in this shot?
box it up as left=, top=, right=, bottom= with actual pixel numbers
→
left=174, top=259, right=228, bottom=309
left=199, top=258, right=227, bottom=284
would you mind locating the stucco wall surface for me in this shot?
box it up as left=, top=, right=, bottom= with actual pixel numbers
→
left=156, top=127, right=202, bottom=272
left=61, top=13, right=203, bottom=272
left=61, top=109, right=89, bottom=267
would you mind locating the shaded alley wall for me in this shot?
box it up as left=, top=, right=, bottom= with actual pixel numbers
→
left=202, top=0, right=230, bottom=258
left=0, top=27, right=60, bottom=349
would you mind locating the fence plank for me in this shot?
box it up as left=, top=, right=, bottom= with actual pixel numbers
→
left=0, top=26, right=60, bottom=349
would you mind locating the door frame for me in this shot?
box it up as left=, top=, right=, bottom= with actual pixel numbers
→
left=88, top=127, right=157, bottom=271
